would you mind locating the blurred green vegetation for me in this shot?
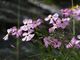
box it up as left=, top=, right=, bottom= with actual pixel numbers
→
left=43, top=0, right=54, bottom=4
left=43, top=0, right=80, bottom=8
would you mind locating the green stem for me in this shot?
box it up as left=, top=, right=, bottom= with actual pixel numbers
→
left=63, top=0, right=75, bottom=59
left=71, top=0, right=76, bottom=36
left=16, top=0, right=20, bottom=60
left=16, top=39, right=19, bottom=60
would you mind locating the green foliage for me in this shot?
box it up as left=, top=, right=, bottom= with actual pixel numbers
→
left=43, top=0, right=54, bottom=4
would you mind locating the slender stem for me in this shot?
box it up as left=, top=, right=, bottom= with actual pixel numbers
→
left=16, top=0, right=20, bottom=60
left=71, top=0, right=75, bottom=36
left=64, top=0, right=75, bottom=59
left=16, top=39, right=19, bottom=60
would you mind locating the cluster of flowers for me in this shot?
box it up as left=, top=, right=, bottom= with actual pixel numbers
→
left=60, top=5, right=80, bottom=20
left=3, top=6, right=80, bottom=49
left=45, top=13, right=70, bottom=33
left=3, top=19, right=42, bottom=41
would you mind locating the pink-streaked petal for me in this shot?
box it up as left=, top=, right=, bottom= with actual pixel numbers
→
left=66, top=36, right=78, bottom=48
left=66, top=43, right=73, bottom=48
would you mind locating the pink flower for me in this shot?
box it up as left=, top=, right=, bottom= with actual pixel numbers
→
left=72, top=6, right=80, bottom=21
left=48, top=17, right=70, bottom=33
left=57, top=18, right=70, bottom=29
left=43, top=37, right=61, bottom=48
left=45, top=13, right=70, bottom=33
left=50, top=39, right=61, bottom=48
